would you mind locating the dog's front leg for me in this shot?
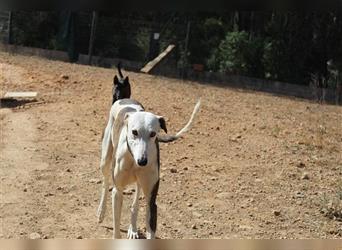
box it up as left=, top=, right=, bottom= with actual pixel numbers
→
left=127, top=183, right=140, bottom=239
left=145, top=180, right=159, bottom=239
left=112, top=186, right=123, bottom=239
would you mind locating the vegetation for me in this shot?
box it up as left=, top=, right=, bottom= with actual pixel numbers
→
left=9, top=11, right=342, bottom=85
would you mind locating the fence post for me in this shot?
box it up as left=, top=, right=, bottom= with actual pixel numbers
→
left=181, top=20, right=191, bottom=79
left=8, top=11, right=12, bottom=44
left=88, top=11, right=98, bottom=65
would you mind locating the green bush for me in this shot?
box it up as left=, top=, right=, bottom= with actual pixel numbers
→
left=207, top=31, right=265, bottom=77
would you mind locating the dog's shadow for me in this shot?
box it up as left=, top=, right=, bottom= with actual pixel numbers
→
left=102, top=226, right=160, bottom=239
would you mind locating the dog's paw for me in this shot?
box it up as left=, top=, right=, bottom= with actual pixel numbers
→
left=127, top=225, right=139, bottom=239
left=96, top=205, right=106, bottom=223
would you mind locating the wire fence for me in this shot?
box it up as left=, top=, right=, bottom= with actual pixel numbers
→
left=8, top=11, right=189, bottom=66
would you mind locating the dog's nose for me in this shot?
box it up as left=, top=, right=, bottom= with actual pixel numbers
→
left=137, top=157, right=148, bottom=166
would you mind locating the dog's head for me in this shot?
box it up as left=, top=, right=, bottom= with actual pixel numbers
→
left=112, top=75, right=131, bottom=104
left=125, top=112, right=167, bottom=167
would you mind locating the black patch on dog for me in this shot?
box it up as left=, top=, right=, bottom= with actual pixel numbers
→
left=149, top=180, right=159, bottom=233
left=155, top=140, right=160, bottom=171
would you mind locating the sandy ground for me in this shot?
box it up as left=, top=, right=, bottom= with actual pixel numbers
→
left=0, top=52, right=341, bottom=239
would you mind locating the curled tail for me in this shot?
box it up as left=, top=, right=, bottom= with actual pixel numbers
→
left=158, top=99, right=201, bottom=143
left=117, top=62, right=124, bottom=79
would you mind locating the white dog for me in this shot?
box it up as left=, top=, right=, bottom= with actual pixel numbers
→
left=96, top=98, right=201, bottom=239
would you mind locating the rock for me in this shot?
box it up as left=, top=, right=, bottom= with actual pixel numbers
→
left=296, top=162, right=306, bottom=168
left=273, top=210, right=281, bottom=216
left=183, top=167, right=188, bottom=171
left=193, top=212, right=202, bottom=218
left=61, top=74, right=69, bottom=80
left=301, top=172, right=309, bottom=180
left=170, top=168, right=177, bottom=173
left=191, top=224, right=197, bottom=229
left=23, top=188, right=27, bottom=192
left=89, top=179, right=101, bottom=184
left=76, top=235, right=83, bottom=239
left=29, top=232, right=41, bottom=239
left=187, top=203, right=193, bottom=207
left=123, top=190, right=133, bottom=195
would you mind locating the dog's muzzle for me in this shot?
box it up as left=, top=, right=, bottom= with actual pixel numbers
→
left=137, top=157, right=148, bottom=166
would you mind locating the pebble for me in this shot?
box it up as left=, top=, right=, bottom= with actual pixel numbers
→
left=89, top=179, right=101, bottom=184
left=61, top=74, right=69, bottom=80
left=296, top=162, right=306, bottom=168
left=170, top=168, right=177, bottom=173
left=191, top=224, right=197, bottom=229
left=77, top=235, right=83, bottom=239
left=273, top=210, right=281, bottom=216
left=187, top=203, right=193, bottom=207
left=123, top=190, right=133, bottom=195
left=29, top=232, right=41, bottom=239
left=301, top=172, right=309, bottom=180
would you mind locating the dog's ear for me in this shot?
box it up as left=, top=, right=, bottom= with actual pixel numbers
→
left=113, top=75, right=120, bottom=85
left=123, top=76, right=129, bottom=85
left=158, top=117, right=167, bottom=134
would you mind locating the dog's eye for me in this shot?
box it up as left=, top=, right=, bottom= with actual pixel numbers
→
left=150, top=132, right=156, bottom=137
left=132, top=130, right=138, bottom=136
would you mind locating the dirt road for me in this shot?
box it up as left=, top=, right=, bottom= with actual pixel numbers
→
left=0, top=52, right=341, bottom=239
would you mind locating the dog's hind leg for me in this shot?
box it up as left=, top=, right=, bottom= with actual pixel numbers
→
left=127, top=183, right=140, bottom=239
left=96, top=120, right=114, bottom=223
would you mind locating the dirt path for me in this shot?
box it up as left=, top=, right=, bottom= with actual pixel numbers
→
left=0, top=52, right=341, bottom=239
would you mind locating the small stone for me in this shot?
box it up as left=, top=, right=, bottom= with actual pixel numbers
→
left=170, top=168, right=177, bottom=173
left=187, top=203, right=193, bottom=207
left=66, top=168, right=71, bottom=173
left=301, top=172, right=309, bottom=180
left=76, top=235, right=83, bottom=239
left=183, top=167, right=188, bottom=171
left=23, top=188, right=27, bottom=192
left=61, top=74, right=69, bottom=80
left=211, top=177, right=218, bottom=181
left=296, top=162, right=306, bottom=168
left=89, top=179, right=101, bottom=184
left=29, top=232, right=41, bottom=239
left=191, top=224, right=197, bottom=229
left=43, top=235, right=49, bottom=239
left=273, top=210, right=281, bottom=216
